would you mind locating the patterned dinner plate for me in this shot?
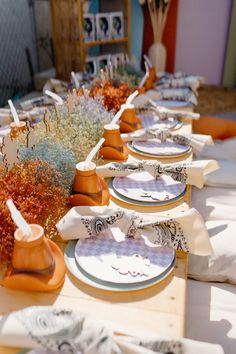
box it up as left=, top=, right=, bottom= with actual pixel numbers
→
left=75, top=235, right=175, bottom=285
left=131, top=139, right=191, bottom=157
left=65, top=241, right=176, bottom=291
left=112, top=172, right=186, bottom=203
left=107, top=178, right=187, bottom=207
left=140, top=113, right=182, bottom=130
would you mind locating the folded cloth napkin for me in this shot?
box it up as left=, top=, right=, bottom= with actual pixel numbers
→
left=156, top=76, right=202, bottom=93
left=134, top=97, right=200, bottom=121
left=57, top=206, right=213, bottom=255
left=195, top=136, right=236, bottom=161
left=204, top=160, right=236, bottom=188
left=96, top=160, right=218, bottom=189
left=20, top=96, right=54, bottom=111
left=157, top=72, right=205, bottom=84
left=146, top=88, right=198, bottom=105
left=121, top=128, right=213, bottom=153
left=0, top=306, right=224, bottom=354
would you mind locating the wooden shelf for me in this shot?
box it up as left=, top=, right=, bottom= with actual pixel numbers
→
left=50, top=0, right=131, bottom=78
left=84, top=37, right=129, bottom=47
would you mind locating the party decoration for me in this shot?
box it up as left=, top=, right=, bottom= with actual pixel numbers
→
left=1, top=134, right=20, bottom=170
left=69, top=161, right=110, bottom=207
left=99, top=124, right=129, bottom=161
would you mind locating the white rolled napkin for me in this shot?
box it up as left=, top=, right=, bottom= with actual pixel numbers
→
left=57, top=206, right=213, bottom=255
left=96, top=160, right=219, bottom=189
left=0, top=306, right=223, bottom=354
left=121, top=128, right=213, bottom=153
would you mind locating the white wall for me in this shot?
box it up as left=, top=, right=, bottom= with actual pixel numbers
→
left=175, top=0, right=232, bottom=85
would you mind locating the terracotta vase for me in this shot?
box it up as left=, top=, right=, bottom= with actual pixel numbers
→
left=119, top=104, right=142, bottom=133
left=69, top=161, right=110, bottom=206
left=149, top=66, right=157, bottom=83
left=12, top=224, right=54, bottom=274
left=99, top=124, right=128, bottom=161
left=148, top=42, right=166, bottom=73
left=10, top=121, right=27, bottom=139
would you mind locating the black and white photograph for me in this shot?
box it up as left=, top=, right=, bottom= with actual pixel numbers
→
left=83, top=14, right=95, bottom=42
left=85, top=57, right=97, bottom=75
left=110, top=12, right=124, bottom=39
left=95, top=13, right=110, bottom=40
left=97, top=55, right=109, bottom=71
left=112, top=52, right=125, bottom=67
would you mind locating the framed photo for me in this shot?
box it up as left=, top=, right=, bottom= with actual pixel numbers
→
left=110, top=12, right=124, bottom=39
left=95, top=13, right=110, bottom=40
left=85, top=57, right=97, bottom=76
left=112, top=53, right=125, bottom=68
left=83, top=14, right=95, bottom=42
left=97, top=55, right=109, bottom=72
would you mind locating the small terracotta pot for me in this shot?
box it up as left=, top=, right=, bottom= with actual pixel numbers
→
left=121, top=104, right=136, bottom=124
left=70, top=161, right=110, bottom=206
left=73, top=161, right=102, bottom=194
left=10, top=121, right=27, bottom=139
left=12, top=224, right=54, bottom=274
left=120, top=104, right=142, bottom=133
left=100, top=124, right=128, bottom=161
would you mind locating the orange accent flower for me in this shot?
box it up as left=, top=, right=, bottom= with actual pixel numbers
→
left=0, top=160, right=68, bottom=263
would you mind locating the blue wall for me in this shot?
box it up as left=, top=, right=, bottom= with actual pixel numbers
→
left=130, top=0, right=143, bottom=64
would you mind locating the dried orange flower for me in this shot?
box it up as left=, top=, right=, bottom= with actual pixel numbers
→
left=0, top=160, right=68, bottom=264
left=89, top=79, right=133, bottom=112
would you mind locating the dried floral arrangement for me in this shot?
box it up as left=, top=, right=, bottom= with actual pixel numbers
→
left=114, top=62, right=143, bottom=87
left=21, top=93, right=113, bottom=178
left=89, top=78, right=133, bottom=112
left=20, top=139, right=77, bottom=191
left=0, top=160, right=68, bottom=264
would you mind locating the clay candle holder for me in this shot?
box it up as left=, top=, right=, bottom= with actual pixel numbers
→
left=3, top=224, right=66, bottom=292
left=99, top=124, right=129, bottom=161
left=10, top=121, right=27, bottom=139
left=119, top=104, right=142, bottom=133
left=69, top=161, right=110, bottom=206
left=144, top=76, right=154, bottom=91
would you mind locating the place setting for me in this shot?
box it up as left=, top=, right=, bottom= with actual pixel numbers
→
left=57, top=205, right=213, bottom=292
left=96, top=159, right=218, bottom=208
left=121, top=127, right=213, bottom=160
left=61, top=211, right=176, bottom=292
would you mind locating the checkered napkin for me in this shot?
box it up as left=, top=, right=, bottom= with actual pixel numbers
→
left=57, top=206, right=213, bottom=255
left=121, top=128, right=213, bottom=153
left=0, top=306, right=224, bottom=354
left=96, top=159, right=219, bottom=188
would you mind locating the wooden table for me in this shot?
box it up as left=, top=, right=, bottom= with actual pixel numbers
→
left=0, top=121, right=192, bottom=353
